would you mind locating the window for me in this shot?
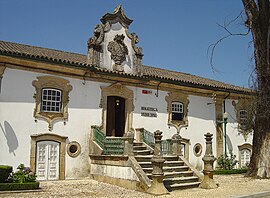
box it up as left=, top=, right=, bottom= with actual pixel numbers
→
left=239, top=110, right=248, bottom=129
left=172, top=102, right=184, bottom=121
left=42, top=88, right=62, bottom=113
left=165, top=92, right=189, bottom=130
left=240, top=149, right=251, bottom=167
left=33, top=76, right=72, bottom=131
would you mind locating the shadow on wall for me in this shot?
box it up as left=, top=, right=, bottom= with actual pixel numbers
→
left=0, top=121, right=18, bottom=156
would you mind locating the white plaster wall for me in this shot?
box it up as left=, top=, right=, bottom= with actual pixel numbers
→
left=90, top=164, right=139, bottom=181
left=0, top=68, right=108, bottom=178
left=0, top=67, right=253, bottom=177
left=102, top=22, right=135, bottom=73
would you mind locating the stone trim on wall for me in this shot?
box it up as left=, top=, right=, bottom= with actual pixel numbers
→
left=165, top=92, right=189, bottom=131
left=0, top=64, right=6, bottom=77
left=215, top=98, right=224, bottom=158
left=32, top=76, right=73, bottom=131
left=0, top=64, right=6, bottom=94
left=100, top=83, right=134, bottom=135
left=30, top=133, right=68, bottom=180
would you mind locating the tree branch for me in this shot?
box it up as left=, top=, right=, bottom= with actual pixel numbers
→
left=208, top=25, right=250, bottom=71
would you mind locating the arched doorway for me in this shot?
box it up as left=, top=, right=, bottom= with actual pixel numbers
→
left=106, top=96, right=126, bottom=137
left=30, top=133, right=67, bottom=180
left=101, top=83, right=134, bottom=136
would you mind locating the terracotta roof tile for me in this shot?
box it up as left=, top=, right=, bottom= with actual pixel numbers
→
left=0, top=40, right=252, bottom=93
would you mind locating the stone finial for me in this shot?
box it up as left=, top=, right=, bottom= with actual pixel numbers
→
left=199, top=132, right=218, bottom=189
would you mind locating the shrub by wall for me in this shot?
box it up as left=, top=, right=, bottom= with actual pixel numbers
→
left=0, top=182, right=40, bottom=191
left=0, top=165, right=12, bottom=183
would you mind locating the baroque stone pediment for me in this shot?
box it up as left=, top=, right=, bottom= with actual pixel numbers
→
left=87, top=5, right=143, bottom=75
left=101, top=4, right=133, bottom=28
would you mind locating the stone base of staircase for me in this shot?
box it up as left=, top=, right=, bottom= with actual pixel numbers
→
left=134, top=142, right=201, bottom=191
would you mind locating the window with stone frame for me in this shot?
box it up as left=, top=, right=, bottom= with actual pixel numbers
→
left=165, top=92, right=189, bottom=130
left=32, top=76, right=72, bottom=131
left=232, top=98, right=255, bottom=133
left=238, top=143, right=252, bottom=168
left=239, top=109, right=248, bottom=130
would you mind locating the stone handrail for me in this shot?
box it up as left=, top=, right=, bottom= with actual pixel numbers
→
left=129, top=156, right=151, bottom=191
left=179, top=156, right=204, bottom=181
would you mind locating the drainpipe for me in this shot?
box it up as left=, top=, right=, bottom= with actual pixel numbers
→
left=155, top=82, right=162, bottom=97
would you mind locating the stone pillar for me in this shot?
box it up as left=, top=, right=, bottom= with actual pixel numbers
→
left=147, top=130, right=169, bottom=195
left=124, top=131, right=134, bottom=156
left=172, top=133, right=182, bottom=156
left=215, top=98, right=224, bottom=158
left=199, top=132, right=218, bottom=189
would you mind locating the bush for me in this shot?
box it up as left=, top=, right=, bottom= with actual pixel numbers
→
left=217, top=151, right=238, bottom=170
left=0, top=165, right=13, bottom=183
left=8, top=164, right=36, bottom=183
left=0, top=182, right=40, bottom=191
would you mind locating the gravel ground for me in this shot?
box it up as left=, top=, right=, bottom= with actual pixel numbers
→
left=1, top=174, right=270, bottom=198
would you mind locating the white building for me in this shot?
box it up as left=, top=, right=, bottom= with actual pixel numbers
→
left=0, top=5, right=253, bottom=190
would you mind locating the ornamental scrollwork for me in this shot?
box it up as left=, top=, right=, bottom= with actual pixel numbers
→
left=107, top=34, right=128, bottom=71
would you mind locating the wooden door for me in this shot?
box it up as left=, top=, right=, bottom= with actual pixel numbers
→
left=36, top=141, right=60, bottom=180
left=106, top=96, right=125, bottom=137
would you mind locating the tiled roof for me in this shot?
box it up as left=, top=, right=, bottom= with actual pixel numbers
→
left=0, top=40, right=252, bottom=93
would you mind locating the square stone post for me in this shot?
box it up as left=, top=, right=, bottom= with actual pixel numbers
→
left=124, top=131, right=134, bottom=156
left=172, top=133, right=182, bottom=156
left=147, top=130, right=169, bottom=195
left=199, top=132, right=218, bottom=189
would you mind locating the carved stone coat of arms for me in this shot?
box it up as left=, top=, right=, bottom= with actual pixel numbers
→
left=107, top=34, right=128, bottom=71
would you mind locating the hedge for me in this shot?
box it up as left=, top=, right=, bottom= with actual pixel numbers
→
left=213, top=168, right=248, bottom=175
left=0, top=165, right=13, bottom=183
left=0, top=182, right=40, bottom=191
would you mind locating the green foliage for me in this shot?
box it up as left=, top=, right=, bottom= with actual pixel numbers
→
left=217, top=151, right=238, bottom=170
left=213, top=168, right=248, bottom=175
left=8, top=164, right=36, bottom=183
left=0, top=182, right=40, bottom=191
left=0, top=165, right=13, bottom=183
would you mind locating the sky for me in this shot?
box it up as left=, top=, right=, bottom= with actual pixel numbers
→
left=0, top=0, right=254, bottom=88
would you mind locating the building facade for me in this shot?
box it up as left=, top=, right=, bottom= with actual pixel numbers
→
left=0, top=5, right=253, bottom=182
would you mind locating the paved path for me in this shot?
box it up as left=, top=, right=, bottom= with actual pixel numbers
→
left=1, top=174, right=270, bottom=198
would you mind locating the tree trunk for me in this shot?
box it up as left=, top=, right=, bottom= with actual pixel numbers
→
left=242, top=0, right=270, bottom=178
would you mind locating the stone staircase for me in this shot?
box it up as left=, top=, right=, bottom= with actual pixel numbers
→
left=133, top=142, right=201, bottom=191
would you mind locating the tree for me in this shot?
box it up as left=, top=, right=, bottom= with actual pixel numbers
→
left=241, top=0, right=270, bottom=178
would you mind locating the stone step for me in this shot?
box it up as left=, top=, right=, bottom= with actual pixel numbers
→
left=133, top=145, right=147, bottom=151
left=133, top=142, right=144, bottom=147
left=135, top=155, right=178, bottom=162
left=163, top=176, right=199, bottom=185
left=142, top=166, right=189, bottom=173
left=133, top=150, right=151, bottom=155
left=139, top=160, right=184, bottom=168
left=165, top=181, right=201, bottom=191
left=147, top=170, right=194, bottom=179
